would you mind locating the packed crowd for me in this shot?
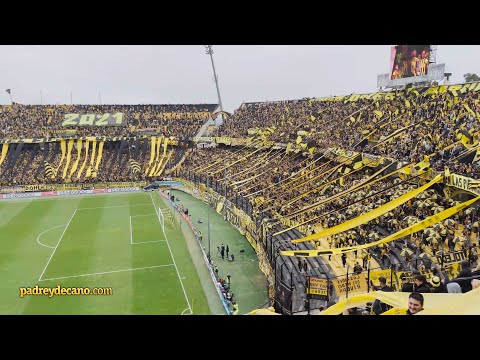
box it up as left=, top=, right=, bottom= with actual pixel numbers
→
left=217, top=86, right=480, bottom=177
left=0, top=103, right=217, bottom=139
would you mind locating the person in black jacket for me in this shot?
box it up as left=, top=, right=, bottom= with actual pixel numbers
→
left=371, top=277, right=394, bottom=314
left=400, top=273, right=414, bottom=292
left=452, top=269, right=473, bottom=293
left=413, top=274, right=431, bottom=293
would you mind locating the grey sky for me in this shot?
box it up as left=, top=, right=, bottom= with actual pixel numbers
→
left=0, top=45, right=478, bottom=113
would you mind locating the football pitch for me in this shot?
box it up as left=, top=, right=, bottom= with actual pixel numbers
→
left=0, top=191, right=213, bottom=314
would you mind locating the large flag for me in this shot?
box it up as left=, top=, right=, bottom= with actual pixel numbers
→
left=44, top=160, right=57, bottom=179
left=129, top=158, right=141, bottom=176
left=5, top=89, right=10, bottom=94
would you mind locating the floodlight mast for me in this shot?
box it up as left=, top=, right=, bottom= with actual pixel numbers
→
left=204, top=45, right=224, bottom=112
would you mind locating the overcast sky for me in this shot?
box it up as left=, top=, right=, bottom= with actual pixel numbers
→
left=0, top=45, right=478, bottom=112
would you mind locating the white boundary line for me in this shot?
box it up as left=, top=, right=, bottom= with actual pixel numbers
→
left=39, top=264, right=175, bottom=282
left=151, top=192, right=193, bottom=315
left=36, top=224, right=66, bottom=249
left=181, top=308, right=190, bottom=315
left=129, top=215, right=133, bottom=244
left=130, top=213, right=156, bottom=218
left=38, top=209, right=77, bottom=281
left=77, top=204, right=152, bottom=210
left=133, top=240, right=167, bottom=244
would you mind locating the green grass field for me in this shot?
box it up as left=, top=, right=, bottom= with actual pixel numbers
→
left=0, top=191, right=213, bottom=314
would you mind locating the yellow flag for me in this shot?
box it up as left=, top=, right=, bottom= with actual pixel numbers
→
left=282, top=194, right=480, bottom=257
left=464, top=104, right=476, bottom=116
left=292, top=175, right=442, bottom=244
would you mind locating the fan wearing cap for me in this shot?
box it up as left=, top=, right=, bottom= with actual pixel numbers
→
left=400, top=273, right=414, bottom=292
left=429, top=275, right=447, bottom=293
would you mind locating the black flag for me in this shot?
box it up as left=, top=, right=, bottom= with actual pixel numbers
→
left=5, top=89, right=11, bottom=94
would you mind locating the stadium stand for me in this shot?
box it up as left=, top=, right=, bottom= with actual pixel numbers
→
left=2, top=82, right=480, bottom=314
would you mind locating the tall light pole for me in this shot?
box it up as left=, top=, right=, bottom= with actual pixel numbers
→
left=204, top=45, right=224, bottom=113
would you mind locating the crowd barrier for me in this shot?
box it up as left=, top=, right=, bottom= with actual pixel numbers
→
left=159, top=190, right=231, bottom=315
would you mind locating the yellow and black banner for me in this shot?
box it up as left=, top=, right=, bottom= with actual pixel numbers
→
left=306, top=278, right=328, bottom=299
left=62, top=139, right=75, bottom=179
left=93, top=141, right=104, bottom=177
left=86, top=140, right=97, bottom=178
left=161, top=111, right=211, bottom=120
left=315, top=82, right=480, bottom=103
left=446, top=173, right=480, bottom=196
left=368, top=269, right=394, bottom=288
left=62, top=113, right=124, bottom=127
left=0, top=143, right=9, bottom=167
left=145, top=136, right=156, bottom=175
left=129, top=159, right=142, bottom=176
left=68, top=139, right=83, bottom=179
left=76, top=140, right=90, bottom=180
left=436, top=249, right=468, bottom=266
left=331, top=274, right=368, bottom=298
left=57, top=139, right=66, bottom=173
left=44, top=161, right=57, bottom=179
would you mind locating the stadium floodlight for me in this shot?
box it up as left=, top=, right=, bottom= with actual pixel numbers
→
left=204, top=45, right=224, bottom=113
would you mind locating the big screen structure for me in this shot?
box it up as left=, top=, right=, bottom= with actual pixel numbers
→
left=390, top=45, right=431, bottom=80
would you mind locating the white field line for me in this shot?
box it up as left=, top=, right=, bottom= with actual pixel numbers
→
left=130, top=213, right=156, bottom=218
left=36, top=224, right=67, bottom=249
left=181, top=308, right=191, bottom=315
left=150, top=192, right=192, bottom=314
left=77, top=204, right=152, bottom=210
left=132, top=240, right=167, bottom=244
left=38, top=209, right=77, bottom=281
left=39, top=264, right=175, bottom=282
left=129, top=216, right=133, bottom=244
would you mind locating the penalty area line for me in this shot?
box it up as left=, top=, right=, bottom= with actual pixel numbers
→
left=39, top=264, right=175, bottom=282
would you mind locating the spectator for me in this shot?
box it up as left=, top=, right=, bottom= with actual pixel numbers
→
left=371, top=276, right=393, bottom=315
left=400, top=273, right=414, bottom=292
left=406, top=292, right=424, bottom=315
left=413, top=274, right=431, bottom=293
